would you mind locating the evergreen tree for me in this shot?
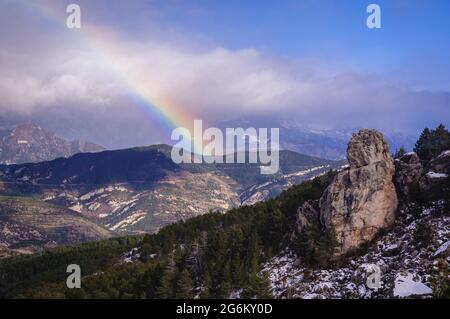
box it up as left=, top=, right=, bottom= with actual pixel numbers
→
left=157, top=269, right=175, bottom=298
left=241, top=272, right=273, bottom=299
left=156, top=257, right=177, bottom=298
left=200, top=270, right=212, bottom=299
left=186, top=241, right=205, bottom=284
left=140, top=235, right=154, bottom=261
left=174, top=270, right=194, bottom=299
left=141, top=263, right=164, bottom=298
left=246, top=230, right=261, bottom=274
left=414, top=124, right=450, bottom=161
left=292, top=220, right=337, bottom=268
left=394, top=146, right=406, bottom=159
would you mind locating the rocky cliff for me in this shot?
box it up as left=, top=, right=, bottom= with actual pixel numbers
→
left=318, top=129, right=398, bottom=255
left=394, top=152, right=423, bottom=199
left=276, top=132, right=449, bottom=299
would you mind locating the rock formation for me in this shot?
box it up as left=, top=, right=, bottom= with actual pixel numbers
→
left=394, top=152, right=423, bottom=199
left=296, top=200, right=319, bottom=233
left=420, top=150, right=450, bottom=189
left=319, top=129, right=398, bottom=255
left=427, top=150, right=450, bottom=175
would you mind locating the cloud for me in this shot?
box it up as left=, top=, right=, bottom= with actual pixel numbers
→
left=0, top=0, right=448, bottom=148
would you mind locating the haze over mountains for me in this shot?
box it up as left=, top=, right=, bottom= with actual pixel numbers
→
left=0, top=121, right=415, bottom=164
left=217, top=118, right=416, bottom=160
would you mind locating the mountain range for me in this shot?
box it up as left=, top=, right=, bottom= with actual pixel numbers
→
left=217, top=118, right=416, bottom=160
left=0, top=143, right=344, bottom=254
left=0, top=121, right=416, bottom=164
left=0, top=121, right=416, bottom=256
left=0, top=123, right=105, bottom=165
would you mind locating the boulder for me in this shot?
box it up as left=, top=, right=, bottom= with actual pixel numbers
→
left=394, top=152, right=423, bottom=199
left=428, top=150, right=450, bottom=175
left=319, top=129, right=398, bottom=255
left=420, top=150, right=450, bottom=188
left=296, top=200, right=320, bottom=232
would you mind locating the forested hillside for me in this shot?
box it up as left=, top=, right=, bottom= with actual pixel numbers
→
left=0, top=172, right=336, bottom=298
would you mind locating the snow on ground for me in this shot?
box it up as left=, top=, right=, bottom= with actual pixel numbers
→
left=229, top=289, right=243, bottom=299
left=69, top=203, right=83, bottom=213
left=263, top=211, right=449, bottom=299
left=393, top=273, right=432, bottom=297
left=426, top=172, right=449, bottom=179
left=433, top=240, right=450, bottom=257
left=123, top=247, right=141, bottom=263
left=282, top=165, right=330, bottom=179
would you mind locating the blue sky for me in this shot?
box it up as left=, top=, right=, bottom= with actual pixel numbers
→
left=0, top=0, right=449, bottom=147
left=84, top=0, right=450, bottom=88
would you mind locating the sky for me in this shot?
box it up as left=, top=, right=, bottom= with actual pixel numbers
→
left=0, top=0, right=449, bottom=148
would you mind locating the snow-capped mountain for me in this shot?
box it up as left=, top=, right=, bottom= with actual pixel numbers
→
left=217, top=118, right=416, bottom=160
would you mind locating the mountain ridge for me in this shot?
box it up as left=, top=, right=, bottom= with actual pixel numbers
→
left=217, top=118, right=416, bottom=160
left=0, top=144, right=343, bottom=236
left=0, top=123, right=105, bottom=165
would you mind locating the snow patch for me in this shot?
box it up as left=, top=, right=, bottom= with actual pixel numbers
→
left=69, top=203, right=83, bottom=213
left=433, top=240, right=450, bottom=257
left=393, top=273, right=432, bottom=297
left=426, top=171, right=448, bottom=179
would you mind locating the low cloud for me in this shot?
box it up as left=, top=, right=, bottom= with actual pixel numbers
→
left=0, top=1, right=448, bottom=148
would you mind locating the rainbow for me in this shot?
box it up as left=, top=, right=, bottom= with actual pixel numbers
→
left=18, top=0, right=199, bottom=147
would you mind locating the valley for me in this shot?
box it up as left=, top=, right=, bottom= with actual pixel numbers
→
left=0, top=144, right=343, bottom=250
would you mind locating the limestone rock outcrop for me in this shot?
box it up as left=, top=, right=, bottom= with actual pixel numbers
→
left=394, top=152, right=423, bottom=199
left=346, top=130, right=391, bottom=168
left=428, top=150, right=450, bottom=175
left=319, top=129, right=398, bottom=255
left=296, top=200, right=319, bottom=233
left=420, top=150, right=450, bottom=188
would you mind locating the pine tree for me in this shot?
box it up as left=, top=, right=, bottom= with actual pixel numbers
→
left=186, top=241, right=205, bottom=284
left=394, top=146, right=406, bottom=159
left=174, top=270, right=194, bottom=299
left=231, top=255, right=245, bottom=287
left=200, top=270, right=212, bottom=298
left=157, top=269, right=175, bottom=298
left=246, top=230, right=261, bottom=274
left=242, top=272, right=273, bottom=299
left=156, top=257, right=177, bottom=298
left=204, top=229, right=229, bottom=297
left=142, top=263, right=164, bottom=298
left=414, top=124, right=450, bottom=161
